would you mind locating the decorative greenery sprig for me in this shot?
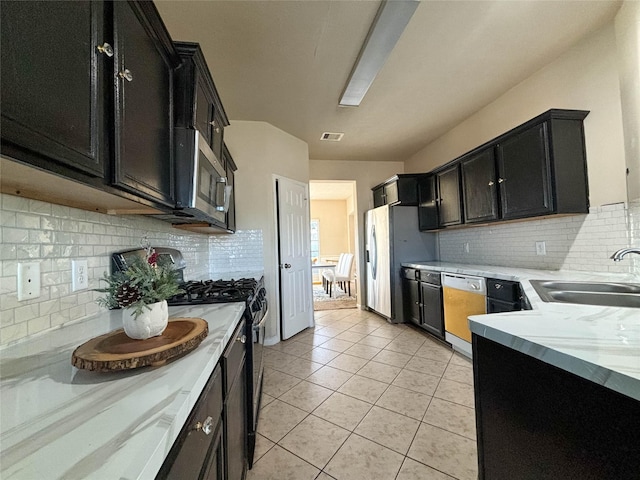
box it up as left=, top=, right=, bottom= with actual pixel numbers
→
left=96, top=248, right=184, bottom=318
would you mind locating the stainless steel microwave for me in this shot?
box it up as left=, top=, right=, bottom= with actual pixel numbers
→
left=172, top=127, right=232, bottom=225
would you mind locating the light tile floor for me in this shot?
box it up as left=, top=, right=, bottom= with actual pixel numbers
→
left=248, top=308, right=478, bottom=480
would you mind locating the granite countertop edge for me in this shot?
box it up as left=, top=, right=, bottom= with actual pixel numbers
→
left=401, top=261, right=640, bottom=401
left=0, top=302, right=246, bottom=480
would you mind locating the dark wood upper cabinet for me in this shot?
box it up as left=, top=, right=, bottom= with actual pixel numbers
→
left=224, top=145, right=238, bottom=233
left=436, top=165, right=463, bottom=227
left=497, top=115, right=589, bottom=220
left=496, top=122, right=552, bottom=219
left=112, top=1, right=180, bottom=208
left=1, top=1, right=107, bottom=178
left=1, top=0, right=182, bottom=213
left=372, top=174, right=423, bottom=208
left=461, top=148, right=499, bottom=223
left=418, top=175, right=439, bottom=231
left=173, top=42, right=229, bottom=165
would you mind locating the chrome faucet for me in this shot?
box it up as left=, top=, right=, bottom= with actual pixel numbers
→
left=610, top=247, right=640, bottom=261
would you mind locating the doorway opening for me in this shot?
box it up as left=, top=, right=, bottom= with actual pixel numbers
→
left=309, top=180, right=358, bottom=311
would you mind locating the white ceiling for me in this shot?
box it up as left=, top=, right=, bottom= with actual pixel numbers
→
left=156, top=0, right=621, bottom=162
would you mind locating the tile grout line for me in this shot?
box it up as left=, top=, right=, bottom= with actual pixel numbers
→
left=256, top=311, right=475, bottom=479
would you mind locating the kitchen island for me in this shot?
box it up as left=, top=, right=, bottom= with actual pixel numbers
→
left=403, top=261, right=640, bottom=479
left=0, top=302, right=246, bottom=480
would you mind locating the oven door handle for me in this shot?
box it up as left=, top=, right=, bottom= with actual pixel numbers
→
left=253, top=309, right=268, bottom=331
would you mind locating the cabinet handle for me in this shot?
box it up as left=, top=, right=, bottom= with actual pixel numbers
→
left=97, top=42, right=114, bottom=57
left=118, top=69, right=133, bottom=82
left=209, top=120, right=216, bottom=127
left=488, top=181, right=494, bottom=186
left=215, top=127, right=221, bottom=134
left=498, top=177, right=505, bottom=183
left=495, top=283, right=503, bottom=290
left=237, top=334, right=247, bottom=344
left=195, top=416, right=214, bottom=435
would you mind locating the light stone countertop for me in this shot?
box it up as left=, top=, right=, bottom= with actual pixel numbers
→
left=402, top=261, right=640, bottom=401
left=0, top=302, right=246, bottom=480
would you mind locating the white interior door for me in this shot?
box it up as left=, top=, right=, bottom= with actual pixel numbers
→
left=277, top=177, right=313, bottom=340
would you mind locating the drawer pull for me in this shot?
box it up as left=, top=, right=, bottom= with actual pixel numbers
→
left=495, top=284, right=503, bottom=289
left=195, top=416, right=214, bottom=435
left=237, top=334, right=247, bottom=344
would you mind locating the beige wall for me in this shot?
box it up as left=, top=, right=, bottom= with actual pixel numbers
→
left=225, top=121, right=309, bottom=340
left=615, top=1, right=640, bottom=202
left=405, top=23, right=627, bottom=207
left=309, top=159, right=404, bottom=306
left=310, top=199, right=349, bottom=259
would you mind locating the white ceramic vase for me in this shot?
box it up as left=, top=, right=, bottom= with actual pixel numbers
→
left=122, top=300, right=169, bottom=340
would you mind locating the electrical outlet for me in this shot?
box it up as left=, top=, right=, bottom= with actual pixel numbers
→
left=17, top=262, right=41, bottom=301
left=536, top=241, right=547, bottom=256
left=72, top=259, right=89, bottom=291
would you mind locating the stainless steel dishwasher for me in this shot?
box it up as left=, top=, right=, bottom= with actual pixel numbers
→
left=442, top=273, right=487, bottom=357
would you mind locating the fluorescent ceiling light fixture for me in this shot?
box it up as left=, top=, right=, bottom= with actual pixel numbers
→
left=339, top=0, right=419, bottom=107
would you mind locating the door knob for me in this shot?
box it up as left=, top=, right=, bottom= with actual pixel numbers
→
left=194, top=416, right=214, bottom=435
left=118, top=68, right=133, bottom=82
left=284, top=263, right=291, bottom=269
left=97, top=43, right=113, bottom=57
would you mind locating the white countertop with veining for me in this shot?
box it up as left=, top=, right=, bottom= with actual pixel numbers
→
left=0, top=302, right=246, bottom=480
left=402, top=261, right=640, bottom=401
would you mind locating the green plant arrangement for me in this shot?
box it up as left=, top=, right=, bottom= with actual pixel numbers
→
left=96, top=247, right=184, bottom=318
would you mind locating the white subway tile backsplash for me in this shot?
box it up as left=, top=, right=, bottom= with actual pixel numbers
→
left=0, top=193, right=264, bottom=346
left=439, top=202, right=638, bottom=275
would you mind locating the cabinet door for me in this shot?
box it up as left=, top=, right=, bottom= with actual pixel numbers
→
left=384, top=182, right=399, bottom=205
left=373, top=187, right=385, bottom=207
left=211, top=111, right=225, bottom=166
left=497, top=123, right=553, bottom=219
left=418, top=175, right=439, bottom=231
left=1, top=1, right=106, bottom=177
left=461, top=149, right=499, bottom=223
left=437, top=165, right=463, bottom=227
left=113, top=1, right=176, bottom=207
left=225, top=360, right=247, bottom=480
left=403, top=277, right=421, bottom=327
left=225, top=160, right=236, bottom=233
left=195, top=79, right=214, bottom=146
left=420, top=283, right=444, bottom=339
left=201, top=420, right=224, bottom=480
left=157, top=364, right=223, bottom=480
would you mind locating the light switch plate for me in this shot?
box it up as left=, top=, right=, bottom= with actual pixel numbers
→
left=72, top=259, right=89, bottom=291
left=535, top=241, right=547, bottom=256
left=17, top=262, right=41, bottom=301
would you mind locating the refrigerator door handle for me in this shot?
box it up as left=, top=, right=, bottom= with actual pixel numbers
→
left=371, top=224, right=377, bottom=280
left=365, top=250, right=370, bottom=263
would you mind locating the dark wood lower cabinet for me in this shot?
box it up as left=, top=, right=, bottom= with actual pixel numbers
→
left=225, top=360, right=247, bottom=480
left=156, top=365, right=223, bottom=479
left=223, top=320, right=248, bottom=480
left=473, top=335, right=640, bottom=480
left=202, top=420, right=224, bottom=480
left=157, top=319, right=247, bottom=480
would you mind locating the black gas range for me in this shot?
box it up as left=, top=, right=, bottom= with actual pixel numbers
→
left=111, top=247, right=266, bottom=469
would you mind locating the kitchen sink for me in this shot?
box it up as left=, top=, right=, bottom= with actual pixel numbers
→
left=530, top=280, right=640, bottom=308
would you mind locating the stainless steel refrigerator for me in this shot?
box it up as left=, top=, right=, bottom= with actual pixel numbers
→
left=365, top=205, right=437, bottom=323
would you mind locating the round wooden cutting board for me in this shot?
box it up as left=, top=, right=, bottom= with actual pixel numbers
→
left=72, top=318, right=209, bottom=372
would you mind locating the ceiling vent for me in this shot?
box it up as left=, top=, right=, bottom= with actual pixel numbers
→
left=320, top=132, right=344, bottom=142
